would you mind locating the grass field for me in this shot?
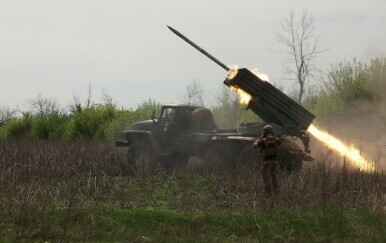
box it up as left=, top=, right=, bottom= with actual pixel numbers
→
left=0, top=140, right=385, bottom=242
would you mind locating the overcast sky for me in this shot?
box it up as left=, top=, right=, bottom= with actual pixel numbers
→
left=1, top=0, right=385, bottom=110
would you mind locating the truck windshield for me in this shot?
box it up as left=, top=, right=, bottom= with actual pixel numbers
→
left=161, top=107, right=176, bottom=120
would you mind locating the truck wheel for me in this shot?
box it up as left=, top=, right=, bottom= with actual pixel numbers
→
left=277, top=151, right=302, bottom=173
left=128, top=140, right=160, bottom=174
left=204, top=143, right=234, bottom=171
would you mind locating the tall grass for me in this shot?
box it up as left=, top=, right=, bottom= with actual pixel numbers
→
left=0, top=140, right=384, bottom=212
left=0, top=140, right=385, bottom=241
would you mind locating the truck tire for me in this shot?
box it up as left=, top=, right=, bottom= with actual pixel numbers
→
left=277, top=151, right=302, bottom=173
left=204, top=143, right=235, bottom=171
left=128, top=140, right=160, bottom=174
left=278, top=138, right=305, bottom=173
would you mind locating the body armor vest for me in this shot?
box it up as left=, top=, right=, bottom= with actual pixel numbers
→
left=261, top=137, right=280, bottom=160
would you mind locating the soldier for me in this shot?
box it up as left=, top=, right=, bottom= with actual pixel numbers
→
left=253, top=125, right=281, bottom=196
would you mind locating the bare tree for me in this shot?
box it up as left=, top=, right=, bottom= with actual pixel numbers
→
left=27, top=94, right=60, bottom=117
left=0, top=106, right=17, bottom=125
left=85, top=83, right=93, bottom=109
left=101, top=89, right=114, bottom=106
left=277, top=9, right=324, bottom=103
left=69, top=84, right=98, bottom=114
left=184, top=80, right=205, bottom=106
left=69, top=94, right=83, bottom=114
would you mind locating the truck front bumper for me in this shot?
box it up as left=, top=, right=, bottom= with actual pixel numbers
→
left=115, top=140, right=129, bottom=147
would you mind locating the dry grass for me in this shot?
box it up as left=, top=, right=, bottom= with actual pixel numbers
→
left=0, top=140, right=385, bottom=241
left=0, top=139, right=385, bottom=213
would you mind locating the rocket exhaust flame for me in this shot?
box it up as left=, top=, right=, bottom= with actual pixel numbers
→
left=227, top=66, right=252, bottom=106
left=226, top=65, right=238, bottom=80
left=307, top=124, right=375, bottom=172
left=230, top=85, right=252, bottom=106
left=226, top=66, right=268, bottom=106
left=250, top=68, right=270, bottom=82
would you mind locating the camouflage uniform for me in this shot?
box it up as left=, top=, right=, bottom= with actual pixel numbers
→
left=253, top=125, right=281, bottom=196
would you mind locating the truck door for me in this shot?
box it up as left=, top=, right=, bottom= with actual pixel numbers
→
left=158, top=107, right=178, bottom=142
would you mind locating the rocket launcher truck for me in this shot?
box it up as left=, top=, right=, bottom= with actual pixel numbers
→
left=115, top=26, right=315, bottom=173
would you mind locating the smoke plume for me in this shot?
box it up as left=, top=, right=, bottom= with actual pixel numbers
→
left=311, top=83, right=386, bottom=171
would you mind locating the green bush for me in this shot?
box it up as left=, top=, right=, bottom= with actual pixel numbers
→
left=314, top=58, right=386, bottom=123
left=30, top=115, right=69, bottom=139
left=366, top=57, right=386, bottom=99
left=0, top=115, right=32, bottom=139
left=65, top=99, right=162, bottom=139
left=0, top=99, right=163, bottom=140
left=105, top=99, right=162, bottom=139
left=68, top=105, right=117, bottom=139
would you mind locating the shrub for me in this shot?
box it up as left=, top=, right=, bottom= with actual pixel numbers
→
left=105, top=99, right=162, bottom=139
left=314, top=58, right=386, bottom=122
left=68, top=105, right=117, bottom=139
left=0, top=115, right=32, bottom=139
left=30, top=115, right=69, bottom=139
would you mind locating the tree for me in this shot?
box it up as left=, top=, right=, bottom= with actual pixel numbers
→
left=84, top=83, right=94, bottom=109
left=27, top=94, right=60, bottom=117
left=69, top=84, right=97, bottom=114
left=69, top=94, right=83, bottom=114
left=184, top=80, right=205, bottom=106
left=277, top=9, right=324, bottom=103
left=101, top=89, right=114, bottom=106
left=0, top=106, right=16, bottom=126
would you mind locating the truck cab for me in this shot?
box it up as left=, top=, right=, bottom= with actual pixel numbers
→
left=157, top=105, right=198, bottom=140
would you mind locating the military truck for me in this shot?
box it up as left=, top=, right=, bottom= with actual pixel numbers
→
left=115, top=76, right=314, bottom=173
left=115, top=26, right=316, bottom=173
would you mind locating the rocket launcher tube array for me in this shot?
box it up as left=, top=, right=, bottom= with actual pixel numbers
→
left=224, top=69, right=315, bottom=131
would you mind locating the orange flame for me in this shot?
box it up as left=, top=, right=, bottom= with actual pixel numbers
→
left=227, top=66, right=251, bottom=106
left=227, top=66, right=268, bottom=106
left=226, top=65, right=238, bottom=80
left=308, top=124, right=375, bottom=172
left=250, top=68, right=270, bottom=82
left=230, top=86, right=251, bottom=106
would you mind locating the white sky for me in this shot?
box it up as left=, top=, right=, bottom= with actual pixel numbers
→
left=0, top=0, right=385, bottom=110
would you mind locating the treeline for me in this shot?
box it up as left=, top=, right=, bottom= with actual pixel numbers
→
left=0, top=100, right=161, bottom=140
left=0, top=57, right=385, bottom=140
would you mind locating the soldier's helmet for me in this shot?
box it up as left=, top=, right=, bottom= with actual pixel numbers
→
left=262, top=125, right=274, bottom=135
